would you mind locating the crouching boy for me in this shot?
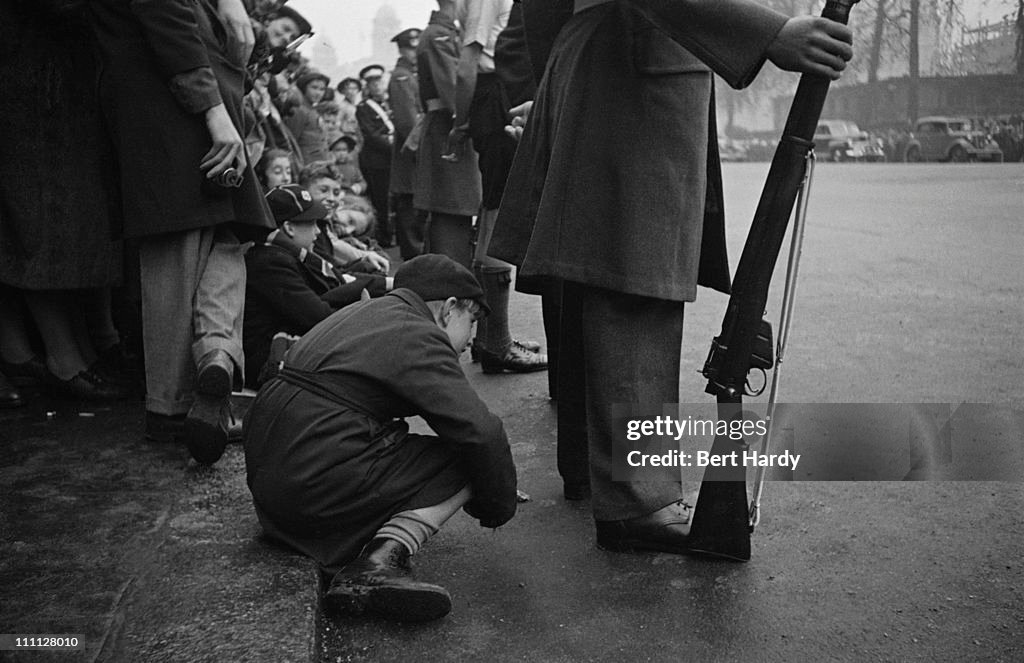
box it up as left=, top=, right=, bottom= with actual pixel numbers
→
left=243, top=254, right=517, bottom=621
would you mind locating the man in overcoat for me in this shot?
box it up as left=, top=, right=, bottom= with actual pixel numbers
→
left=244, top=254, right=518, bottom=621
left=450, top=0, right=548, bottom=376
left=490, top=0, right=853, bottom=553
left=387, top=28, right=427, bottom=260
left=87, top=0, right=275, bottom=464
left=413, top=0, right=482, bottom=270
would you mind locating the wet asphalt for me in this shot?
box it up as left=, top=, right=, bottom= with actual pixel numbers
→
left=2, top=163, right=1022, bottom=662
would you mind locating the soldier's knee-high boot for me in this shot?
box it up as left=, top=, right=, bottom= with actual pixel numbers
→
left=475, top=266, right=548, bottom=374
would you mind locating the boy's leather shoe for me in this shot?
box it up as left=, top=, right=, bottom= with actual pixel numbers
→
left=478, top=344, right=548, bottom=374
left=325, top=538, right=452, bottom=622
left=595, top=500, right=693, bottom=554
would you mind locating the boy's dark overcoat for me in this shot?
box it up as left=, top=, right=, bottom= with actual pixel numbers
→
left=244, top=289, right=517, bottom=573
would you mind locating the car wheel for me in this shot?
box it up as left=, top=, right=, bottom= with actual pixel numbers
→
left=949, top=145, right=968, bottom=163
left=905, top=145, right=922, bottom=163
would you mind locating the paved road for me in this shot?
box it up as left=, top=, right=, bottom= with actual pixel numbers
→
left=320, top=163, right=1024, bottom=662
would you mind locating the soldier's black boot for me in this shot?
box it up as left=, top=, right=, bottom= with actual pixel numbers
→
left=324, top=538, right=452, bottom=622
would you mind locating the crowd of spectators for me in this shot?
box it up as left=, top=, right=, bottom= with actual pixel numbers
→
left=0, top=0, right=546, bottom=459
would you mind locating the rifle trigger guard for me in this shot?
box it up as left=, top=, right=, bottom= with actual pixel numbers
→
left=744, top=367, right=767, bottom=397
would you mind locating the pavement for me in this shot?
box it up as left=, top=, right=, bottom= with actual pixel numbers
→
left=2, top=163, right=1023, bottom=662
left=0, top=393, right=318, bottom=663
left=4, top=369, right=1023, bottom=663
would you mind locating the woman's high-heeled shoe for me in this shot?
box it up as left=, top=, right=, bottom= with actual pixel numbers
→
left=47, top=368, right=132, bottom=402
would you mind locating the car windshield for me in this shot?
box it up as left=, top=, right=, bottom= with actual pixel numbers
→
left=946, top=120, right=972, bottom=132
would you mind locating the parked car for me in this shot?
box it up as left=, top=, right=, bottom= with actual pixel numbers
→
left=717, top=137, right=748, bottom=162
left=813, top=119, right=885, bottom=162
left=903, top=117, right=1003, bottom=163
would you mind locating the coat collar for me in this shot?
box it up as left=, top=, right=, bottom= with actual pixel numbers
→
left=388, top=288, right=436, bottom=322
left=427, top=10, right=457, bottom=31
left=266, top=229, right=339, bottom=284
left=394, top=54, right=417, bottom=73
left=266, top=228, right=306, bottom=259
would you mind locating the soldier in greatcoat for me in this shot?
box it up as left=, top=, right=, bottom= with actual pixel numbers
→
left=387, top=28, right=428, bottom=260
left=490, top=0, right=854, bottom=553
left=413, top=0, right=482, bottom=270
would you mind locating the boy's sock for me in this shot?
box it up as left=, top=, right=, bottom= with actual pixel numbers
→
left=374, top=511, right=439, bottom=556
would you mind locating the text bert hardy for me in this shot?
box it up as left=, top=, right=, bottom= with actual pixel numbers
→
left=623, top=415, right=801, bottom=469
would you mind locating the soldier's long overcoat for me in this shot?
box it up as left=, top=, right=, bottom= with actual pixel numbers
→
left=491, top=0, right=789, bottom=301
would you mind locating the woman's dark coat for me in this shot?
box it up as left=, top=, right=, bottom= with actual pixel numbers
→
left=0, top=2, right=122, bottom=289
left=88, top=0, right=273, bottom=239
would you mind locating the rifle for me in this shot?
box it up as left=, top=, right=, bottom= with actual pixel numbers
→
left=686, top=0, right=860, bottom=562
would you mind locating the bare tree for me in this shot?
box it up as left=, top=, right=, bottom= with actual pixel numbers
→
left=1016, top=0, right=1024, bottom=75
left=867, top=0, right=889, bottom=83
left=909, top=0, right=919, bottom=122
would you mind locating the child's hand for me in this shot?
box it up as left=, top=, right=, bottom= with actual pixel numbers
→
left=201, top=104, right=245, bottom=179
left=360, top=251, right=390, bottom=274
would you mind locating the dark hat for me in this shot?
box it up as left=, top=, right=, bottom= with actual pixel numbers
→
left=273, top=6, right=312, bottom=36
left=328, top=134, right=357, bottom=151
left=391, top=28, right=421, bottom=49
left=265, top=184, right=327, bottom=224
left=359, top=64, right=386, bottom=81
left=295, top=70, right=330, bottom=92
left=337, top=76, right=362, bottom=92
left=393, top=255, right=490, bottom=315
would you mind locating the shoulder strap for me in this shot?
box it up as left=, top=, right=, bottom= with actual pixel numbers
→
left=364, top=98, right=395, bottom=134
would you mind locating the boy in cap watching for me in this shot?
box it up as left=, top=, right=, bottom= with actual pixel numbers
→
left=242, top=184, right=391, bottom=391
left=245, top=254, right=518, bottom=621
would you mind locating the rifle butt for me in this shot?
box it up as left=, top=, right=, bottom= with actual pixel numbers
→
left=686, top=430, right=751, bottom=562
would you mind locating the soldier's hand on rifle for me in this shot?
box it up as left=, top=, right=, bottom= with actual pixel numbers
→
left=767, top=16, right=853, bottom=81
